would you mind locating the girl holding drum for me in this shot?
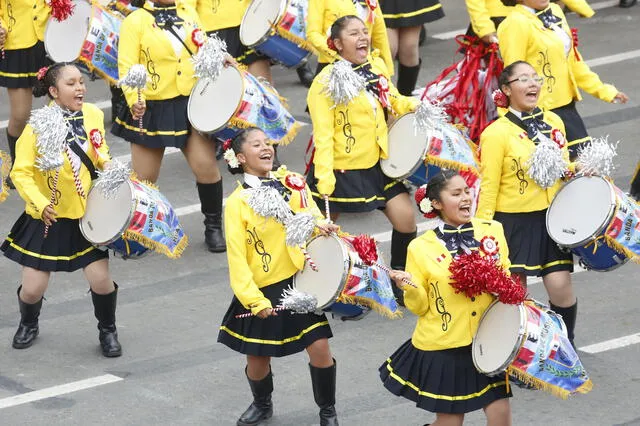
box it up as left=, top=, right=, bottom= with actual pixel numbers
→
left=381, top=170, right=513, bottom=425
left=112, top=0, right=229, bottom=252
left=307, top=0, right=394, bottom=75
left=0, top=0, right=50, bottom=188
left=477, top=61, right=579, bottom=344
left=217, top=127, right=340, bottom=426
left=498, top=0, right=628, bottom=159
left=307, top=15, right=418, bottom=303
left=1, top=63, right=122, bottom=358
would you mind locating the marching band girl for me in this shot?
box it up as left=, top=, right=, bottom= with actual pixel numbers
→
left=217, top=127, right=340, bottom=426
left=306, top=15, right=418, bottom=303
left=477, top=61, right=579, bottom=344
left=381, top=0, right=444, bottom=95
left=307, top=0, right=394, bottom=76
left=381, top=170, right=513, bottom=426
left=0, top=0, right=50, bottom=188
left=112, top=0, right=227, bottom=252
left=498, top=0, right=628, bottom=159
left=1, top=63, right=122, bottom=358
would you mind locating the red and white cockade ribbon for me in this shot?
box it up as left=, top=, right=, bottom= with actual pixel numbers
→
left=89, top=129, right=103, bottom=150
left=64, top=146, right=86, bottom=199
left=377, top=75, right=390, bottom=110
left=480, top=236, right=499, bottom=256
left=551, top=128, right=566, bottom=149
left=284, top=173, right=308, bottom=208
left=191, top=28, right=205, bottom=48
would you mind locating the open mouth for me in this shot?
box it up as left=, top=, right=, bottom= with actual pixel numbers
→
left=356, top=41, right=369, bottom=55
left=259, top=151, right=272, bottom=160
left=459, top=204, right=471, bottom=215
left=525, top=90, right=538, bottom=101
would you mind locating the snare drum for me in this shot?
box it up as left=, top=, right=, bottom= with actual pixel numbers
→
left=547, top=176, right=639, bottom=271
left=240, top=0, right=311, bottom=68
left=80, top=177, right=188, bottom=259
left=44, top=0, right=122, bottom=84
left=473, top=300, right=592, bottom=398
left=187, top=65, right=299, bottom=144
left=294, top=234, right=400, bottom=319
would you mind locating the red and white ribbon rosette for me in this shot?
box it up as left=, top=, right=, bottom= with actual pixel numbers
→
left=89, top=129, right=103, bottom=150
left=480, top=236, right=499, bottom=256
left=285, top=174, right=308, bottom=208
left=377, top=75, right=390, bottom=110
left=551, top=129, right=566, bottom=149
left=191, top=28, right=205, bottom=48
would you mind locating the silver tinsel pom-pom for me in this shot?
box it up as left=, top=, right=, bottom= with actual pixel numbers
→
left=284, top=213, right=316, bottom=247
left=192, top=34, right=227, bottom=81
left=29, top=104, right=68, bottom=171
left=244, top=186, right=292, bottom=223
left=94, top=160, right=132, bottom=199
left=323, top=60, right=366, bottom=106
left=118, top=64, right=147, bottom=90
left=577, top=136, right=618, bottom=177
left=280, top=286, right=318, bottom=314
left=526, top=136, right=568, bottom=188
left=414, top=99, right=447, bottom=136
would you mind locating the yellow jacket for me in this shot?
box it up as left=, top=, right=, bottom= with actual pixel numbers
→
left=498, top=4, right=617, bottom=110
left=404, top=218, right=511, bottom=351
left=307, top=55, right=418, bottom=195
left=195, top=0, right=249, bottom=32
left=224, top=168, right=326, bottom=315
left=0, top=0, right=49, bottom=50
left=117, top=2, right=203, bottom=107
left=11, top=103, right=112, bottom=220
left=307, top=0, right=393, bottom=75
left=476, top=109, right=569, bottom=220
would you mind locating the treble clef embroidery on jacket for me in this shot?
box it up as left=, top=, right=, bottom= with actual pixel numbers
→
left=430, top=281, right=452, bottom=331
left=511, top=158, right=528, bottom=195
left=211, top=0, right=220, bottom=13
left=140, top=48, right=161, bottom=90
left=6, top=1, right=16, bottom=33
left=47, top=173, right=61, bottom=206
left=537, top=50, right=556, bottom=93
left=246, top=227, right=272, bottom=272
left=336, top=110, right=356, bottom=154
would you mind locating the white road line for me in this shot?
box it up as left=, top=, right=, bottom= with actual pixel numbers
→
left=586, top=49, right=640, bottom=68
left=589, top=0, right=620, bottom=10
left=0, top=374, right=123, bottom=410
left=579, top=332, right=640, bottom=354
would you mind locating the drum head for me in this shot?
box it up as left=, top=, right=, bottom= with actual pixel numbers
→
left=472, top=302, right=524, bottom=374
left=240, top=0, right=284, bottom=46
left=294, top=235, right=350, bottom=308
left=188, top=66, right=244, bottom=133
left=44, top=0, right=92, bottom=62
left=380, top=113, right=430, bottom=180
left=80, top=181, right=134, bottom=245
left=547, top=176, right=615, bottom=247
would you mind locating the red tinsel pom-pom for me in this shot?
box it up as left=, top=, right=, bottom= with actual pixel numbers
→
left=486, top=272, right=526, bottom=305
left=352, top=234, right=379, bottom=266
left=49, top=0, right=75, bottom=22
left=448, top=251, right=494, bottom=298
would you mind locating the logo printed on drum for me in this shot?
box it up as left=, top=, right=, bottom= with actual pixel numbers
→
left=561, top=228, right=577, bottom=235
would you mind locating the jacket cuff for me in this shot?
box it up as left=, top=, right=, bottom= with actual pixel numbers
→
left=250, top=298, right=273, bottom=316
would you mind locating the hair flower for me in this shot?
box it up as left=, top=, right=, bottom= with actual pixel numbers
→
left=222, top=139, right=239, bottom=168
left=492, top=89, right=508, bottom=108
left=326, top=36, right=337, bottom=52
left=414, top=184, right=438, bottom=218
left=37, top=66, right=49, bottom=81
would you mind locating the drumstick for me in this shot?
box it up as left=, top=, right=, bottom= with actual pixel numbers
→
left=136, top=89, right=143, bottom=133
left=301, top=247, right=318, bottom=272
left=234, top=306, right=290, bottom=318
left=373, top=261, right=418, bottom=288
left=323, top=195, right=331, bottom=221
left=43, top=169, right=60, bottom=238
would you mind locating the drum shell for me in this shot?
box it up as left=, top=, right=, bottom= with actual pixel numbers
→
left=381, top=112, right=430, bottom=183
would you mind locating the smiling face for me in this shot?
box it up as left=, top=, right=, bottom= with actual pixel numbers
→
left=236, top=129, right=274, bottom=177
left=431, top=175, right=473, bottom=227
left=501, top=62, right=542, bottom=113
left=333, top=17, right=370, bottom=65
left=49, top=65, right=86, bottom=112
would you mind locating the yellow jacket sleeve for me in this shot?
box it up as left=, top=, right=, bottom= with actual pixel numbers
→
left=403, top=240, right=431, bottom=316
left=307, top=0, right=337, bottom=61
left=570, top=49, right=618, bottom=102
left=465, top=0, right=497, bottom=38
left=224, top=196, right=272, bottom=315
left=93, top=109, right=112, bottom=170
left=477, top=125, right=505, bottom=220
left=118, top=16, right=145, bottom=108
left=308, top=77, right=337, bottom=196
left=11, top=126, right=54, bottom=217
left=371, top=9, right=394, bottom=76
left=562, top=0, right=595, bottom=18
left=496, top=14, right=529, bottom=66
left=492, top=220, right=512, bottom=272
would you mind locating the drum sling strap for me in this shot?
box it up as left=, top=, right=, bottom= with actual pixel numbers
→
left=144, top=9, right=195, bottom=56
left=68, top=139, right=99, bottom=181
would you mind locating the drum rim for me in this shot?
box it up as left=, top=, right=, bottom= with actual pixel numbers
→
left=79, top=179, right=137, bottom=246
left=546, top=175, right=618, bottom=248
left=44, top=0, right=92, bottom=62
left=472, top=300, right=528, bottom=376
left=239, top=0, right=289, bottom=47
left=576, top=249, right=629, bottom=272
left=187, top=65, right=246, bottom=134
left=380, top=112, right=430, bottom=180
left=293, top=234, right=352, bottom=310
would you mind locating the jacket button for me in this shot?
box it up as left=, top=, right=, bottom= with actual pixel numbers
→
left=177, top=71, right=182, bottom=75
left=471, top=311, right=477, bottom=316
left=33, top=16, right=37, bottom=20
left=470, top=297, right=475, bottom=302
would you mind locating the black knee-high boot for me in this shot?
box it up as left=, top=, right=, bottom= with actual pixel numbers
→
left=396, top=60, right=422, bottom=96
left=309, top=360, right=338, bottom=426
left=12, top=286, right=42, bottom=349
left=197, top=181, right=226, bottom=253
left=390, top=229, right=418, bottom=307
left=550, top=300, right=578, bottom=347
left=237, top=367, right=273, bottom=426
left=91, top=284, right=122, bottom=358
left=5, top=129, right=18, bottom=189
